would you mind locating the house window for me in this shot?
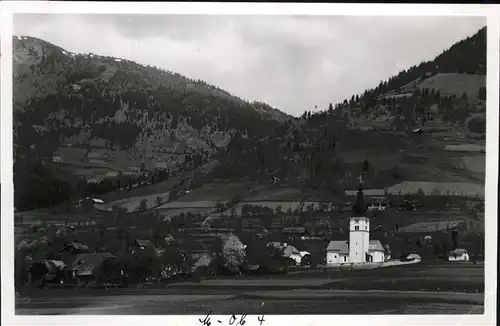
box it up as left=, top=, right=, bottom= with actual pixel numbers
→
left=344, top=256, right=347, bottom=262
left=355, top=226, right=359, bottom=231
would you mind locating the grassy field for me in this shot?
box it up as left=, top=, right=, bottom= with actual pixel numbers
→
left=16, top=262, right=484, bottom=315
left=399, top=220, right=467, bottom=233
left=386, top=181, right=484, bottom=198
left=101, top=191, right=172, bottom=212
left=462, top=155, right=485, bottom=173
left=416, top=73, right=485, bottom=103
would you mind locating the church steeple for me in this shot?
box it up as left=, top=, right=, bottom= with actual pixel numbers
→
left=352, top=174, right=367, bottom=215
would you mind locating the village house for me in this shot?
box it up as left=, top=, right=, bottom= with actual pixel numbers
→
left=448, top=249, right=470, bottom=262
left=60, top=241, right=90, bottom=265
left=266, top=242, right=310, bottom=266
left=66, top=252, right=115, bottom=285
left=28, top=260, right=66, bottom=286
left=129, top=239, right=161, bottom=258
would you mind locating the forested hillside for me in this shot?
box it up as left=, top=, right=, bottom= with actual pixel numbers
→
left=13, top=36, right=290, bottom=209
left=213, top=27, right=487, bottom=189
left=13, top=26, right=486, bottom=209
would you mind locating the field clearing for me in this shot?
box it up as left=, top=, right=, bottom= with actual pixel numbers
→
left=175, top=182, right=256, bottom=202
left=399, top=219, right=466, bottom=233
left=244, top=186, right=304, bottom=201
left=338, top=150, right=404, bottom=165
left=228, top=201, right=324, bottom=216
left=462, top=155, right=485, bottom=173
left=445, top=144, right=485, bottom=152
left=101, top=192, right=171, bottom=212
left=416, top=73, right=485, bottom=103
left=387, top=181, right=484, bottom=198
left=156, top=207, right=214, bottom=219
left=155, top=200, right=217, bottom=209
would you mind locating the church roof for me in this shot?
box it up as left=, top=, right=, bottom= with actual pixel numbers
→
left=326, top=240, right=349, bottom=254
left=368, top=240, right=384, bottom=252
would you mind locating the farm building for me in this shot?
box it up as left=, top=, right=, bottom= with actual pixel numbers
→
left=66, top=252, right=115, bottom=285
left=448, top=249, right=470, bottom=262
left=28, top=260, right=66, bottom=286
left=52, top=156, right=64, bottom=163
left=60, top=242, right=90, bottom=264
left=266, top=242, right=310, bottom=266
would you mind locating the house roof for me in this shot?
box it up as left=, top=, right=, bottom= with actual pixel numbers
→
left=61, top=242, right=89, bottom=252
left=69, top=253, right=115, bottom=276
left=449, top=249, right=468, bottom=256
left=30, top=260, right=66, bottom=273
left=282, top=245, right=300, bottom=258
left=326, top=240, right=349, bottom=254
left=283, top=227, right=306, bottom=234
left=134, top=239, right=154, bottom=248
left=266, top=242, right=282, bottom=249
left=368, top=240, right=385, bottom=252
left=134, top=239, right=162, bottom=256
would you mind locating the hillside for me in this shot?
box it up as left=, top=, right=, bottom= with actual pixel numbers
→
left=210, top=27, right=486, bottom=194
left=13, top=27, right=486, bottom=211
left=13, top=36, right=290, bottom=209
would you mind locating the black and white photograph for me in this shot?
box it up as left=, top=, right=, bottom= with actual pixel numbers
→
left=1, top=2, right=498, bottom=324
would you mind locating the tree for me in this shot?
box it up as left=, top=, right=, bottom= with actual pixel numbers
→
left=138, top=198, right=148, bottom=211
left=222, top=234, right=246, bottom=275
left=363, top=159, right=369, bottom=172
left=168, top=190, right=178, bottom=202
left=384, top=244, right=391, bottom=258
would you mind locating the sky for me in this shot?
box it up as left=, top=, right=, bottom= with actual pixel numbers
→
left=13, top=14, right=485, bottom=116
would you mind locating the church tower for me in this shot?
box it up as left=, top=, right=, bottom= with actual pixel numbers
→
left=349, top=180, right=370, bottom=263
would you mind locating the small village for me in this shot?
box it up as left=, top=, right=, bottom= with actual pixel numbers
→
left=15, top=170, right=483, bottom=291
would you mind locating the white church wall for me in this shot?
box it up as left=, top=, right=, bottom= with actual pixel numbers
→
left=370, top=251, right=385, bottom=263
left=327, top=251, right=341, bottom=265
left=327, top=252, right=349, bottom=265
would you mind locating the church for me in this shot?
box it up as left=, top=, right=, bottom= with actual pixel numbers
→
left=326, top=184, right=387, bottom=265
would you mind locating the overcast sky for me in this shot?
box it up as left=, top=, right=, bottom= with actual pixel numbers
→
left=14, top=14, right=485, bottom=116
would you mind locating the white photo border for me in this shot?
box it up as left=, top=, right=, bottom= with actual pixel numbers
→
left=1, top=2, right=498, bottom=326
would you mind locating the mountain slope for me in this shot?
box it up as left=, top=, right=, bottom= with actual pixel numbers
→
left=13, top=36, right=290, bottom=209
left=212, top=27, right=486, bottom=191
